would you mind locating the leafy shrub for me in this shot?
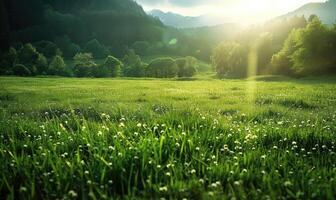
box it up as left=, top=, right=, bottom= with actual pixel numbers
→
left=255, top=33, right=275, bottom=74
left=147, top=57, right=178, bottom=78
left=17, top=43, right=50, bottom=75
left=93, top=55, right=122, bottom=77
left=176, top=56, right=198, bottom=77
left=12, top=64, right=31, bottom=76
left=212, top=42, right=248, bottom=77
left=54, top=36, right=81, bottom=58
left=34, top=41, right=59, bottom=58
left=0, top=47, right=17, bottom=75
left=271, top=15, right=336, bottom=76
left=49, top=55, right=69, bottom=76
left=84, top=39, right=108, bottom=59
left=35, top=53, right=48, bottom=74
left=131, top=41, right=150, bottom=56
left=73, top=53, right=97, bottom=77
left=18, top=43, right=39, bottom=65
left=122, top=50, right=146, bottom=77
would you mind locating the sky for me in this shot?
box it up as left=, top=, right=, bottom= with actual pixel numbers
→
left=136, top=0, right=326, bottom=23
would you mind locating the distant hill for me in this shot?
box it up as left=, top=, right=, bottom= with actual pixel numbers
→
left=148, top=9, right=222, bottom=28
left=0, top=0, right=164, bottom=52
left=279, top=0, right=336, bottom=24
left=181, top=24, right=241, bottom=44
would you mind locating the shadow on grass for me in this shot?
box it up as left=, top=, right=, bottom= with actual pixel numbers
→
left=247, top=75, right=336, bottom=84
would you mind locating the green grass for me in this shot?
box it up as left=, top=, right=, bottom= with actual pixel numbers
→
left=0, top=76, right=335, bottom=199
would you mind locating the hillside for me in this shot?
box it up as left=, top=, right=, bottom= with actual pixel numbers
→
left=181, top=24, right=241, bottom=44
left=279, top=0, right=336, bottom=24
left=0, top=0, right=164, bottom=53
left=148, top=9, right=222, bottom=28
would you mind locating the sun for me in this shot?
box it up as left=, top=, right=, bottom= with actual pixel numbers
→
left=225, top=0, right=315, bottom=24
left=245, top=0, right=270, bottom=13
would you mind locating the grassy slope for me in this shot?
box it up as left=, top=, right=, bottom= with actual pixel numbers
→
left=0, top=77, right=336, bottom=199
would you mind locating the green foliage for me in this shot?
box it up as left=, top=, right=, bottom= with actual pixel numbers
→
left=18, top=43, right=39, bottom=65
left=84, top=39, right=108, bottom=59
left=73, top=53, right=97, bottom=77
left=54, top=36, right=81, bottom=58
left=255, top=33, right=275, bottom=74
left=211, top=16, right=310, bottom=78
left=147, top=57, right=178, bottom=78
left=308, top=14, right=319, bottom=23
left=0, top=59, right=11, bottom=75
left=131, top=41, right=150, bottom=56
left=122, top=50, right=146, bottom=77
left=34, top=41, right=59, bottom=58
left=7, top=47, right=18, bottom=65
left=94, top=55, right=122, bottom=77
left=176, top=56, right=198, bottom=77
left=0, top=47, right=17, bottom=74
left=1, top=0, right=164, bottom=55
left=35, top=53, right=48, bottom=74
left=16, top=43, right=51, bottom=75
left=271, top=29, right=299, bottom=75
left=49, top=55, right=68, bottom=76
left=212, top=15, right=336, bottom=78
left=272, top=15, right=336, bottom=76
left=44, top=9, right=88, bottom=43
left=291, top=16, right=335, bottom=75
left=263, top=16, right=307, bottom=46
left=212, top=42, right=248, bottom=77
left=12, top=64, right=31, bottom=76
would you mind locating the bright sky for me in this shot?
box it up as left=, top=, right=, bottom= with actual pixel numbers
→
left=136, top=0, right=326, bottom=23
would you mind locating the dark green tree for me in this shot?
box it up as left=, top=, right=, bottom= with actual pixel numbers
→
left=212, top=42, right=248, bottom=77
left=122, top=50, right=146, bottom=77
left=255, top=33, right=275, bottom=74
left=18, top=44, right=39, bottom=66
left=55, top=36, right=81, bottom=58
left=73, top=53, right=97, bottom=77
left=49, top=55, right=68, bottom=76
left=84, top=39, right=108, bottom=58
left=146, top=57, right=178, bottom=78
left=17, top=43, right=48, bottom=75
left=176, top=56, right=198, bottom=77
left=34, top=41, right=59, bottom=58
left=103, top=55, right=122, bottom=77
left=131, top=41, right=150, bottom=56
left=271, top=28, right=301, bottom=75
left=272, top=15, right=336, bottom=76
left=0, top=47, right=17, bottom=74
left=35, top=53, right=48, bottom=75
left=290, top=16, right=331, bottom=75
left=12, top=64, right=31, bottom=76
left=92, top=55, right=122, bottom=78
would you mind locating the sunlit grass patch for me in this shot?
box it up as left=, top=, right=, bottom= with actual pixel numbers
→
left=278, top=99, right=317, bottom=109
left=0, top=77, right=335, bottom=199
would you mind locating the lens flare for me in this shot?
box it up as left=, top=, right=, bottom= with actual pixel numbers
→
left=246, top=46, right=258, bottom=108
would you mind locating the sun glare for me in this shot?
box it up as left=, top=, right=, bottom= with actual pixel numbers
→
left=144, top=0, right=326, bottom=24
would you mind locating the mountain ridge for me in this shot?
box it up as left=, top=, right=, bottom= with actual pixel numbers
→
left=148, top=9, right=222, bottom=28
left=278, top=0, right=336, bottom=24
left=148, top=1, right=336, bottom=28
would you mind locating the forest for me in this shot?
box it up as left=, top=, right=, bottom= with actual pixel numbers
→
left=1, top=0, right=336, bottom=78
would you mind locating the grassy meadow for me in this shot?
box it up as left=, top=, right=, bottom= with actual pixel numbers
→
left=0, top=76, right=336, bottom=199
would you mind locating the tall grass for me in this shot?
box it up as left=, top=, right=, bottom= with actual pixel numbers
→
left=0, top=77, right=335, bottom=199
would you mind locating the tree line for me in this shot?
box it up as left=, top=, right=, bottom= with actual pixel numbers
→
left=0, top=0, right=216, bottom=62
left=212, top=15, right=336, bottom=77
left=0, top=42, right=198, bottom=78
